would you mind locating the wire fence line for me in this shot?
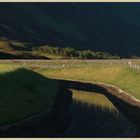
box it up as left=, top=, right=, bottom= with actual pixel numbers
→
left=0, top=59, right=140, bottom=72
left=127, top=61, right=140, bottom=71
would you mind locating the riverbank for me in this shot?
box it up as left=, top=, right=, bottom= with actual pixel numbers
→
left=0, top=66, right=139, bottom=137
left=38, top=61, right=140, bottom=100
left=0, top=76, right=139, bottom=137
left=62, top=90, right=136, bottom=137
left=53, top=78, right=140, bottom=134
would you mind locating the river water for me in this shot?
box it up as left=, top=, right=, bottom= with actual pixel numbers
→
left=62, top=90, right=137, bottom=137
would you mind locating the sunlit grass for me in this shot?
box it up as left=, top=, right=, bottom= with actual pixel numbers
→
left=72, top=89, right=116, bottom=111
left=38, top=61, right=140, bottom=99
left=0, top=64, right=21, bottom=73
left=1, top=60, right=140, bottom=99
left=32, top=51, right=64, bottom=59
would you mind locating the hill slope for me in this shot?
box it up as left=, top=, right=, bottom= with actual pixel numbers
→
left=0, top=68, right=59, bottom=125
left=0, top=3, right=140, bottom=57
left=0, top=38, right=50, bottom=59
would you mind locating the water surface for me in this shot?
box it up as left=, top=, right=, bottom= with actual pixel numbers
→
left=62, top=90, right=137, bottom=137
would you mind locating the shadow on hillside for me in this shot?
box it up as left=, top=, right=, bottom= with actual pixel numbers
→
left=0, top=51, right=18, bottom=59
left=0, top=51, right=50, bottom=59
left=0, top=69, right=72, bottom=137
left=0, top=68, right=58, bottom=100
left=0, top=70, right=138, bottom=137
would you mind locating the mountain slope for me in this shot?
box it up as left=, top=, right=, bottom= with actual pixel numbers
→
left=0, top=39, right=49, bottom=59
left=0, top=3, right=140, bottom=57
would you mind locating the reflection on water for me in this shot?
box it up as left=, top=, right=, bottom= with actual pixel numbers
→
left=73, top=90, right=117, bottom=112
left=62, top=90, right=137, bottom=137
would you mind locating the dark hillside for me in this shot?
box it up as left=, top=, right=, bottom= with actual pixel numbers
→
left=0, top=3, right=140, bottom=57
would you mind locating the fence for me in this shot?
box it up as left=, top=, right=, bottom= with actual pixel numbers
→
left=0, top=59, right=140, bottom=72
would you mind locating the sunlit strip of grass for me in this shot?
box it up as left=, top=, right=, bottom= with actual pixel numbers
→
left=72, top=90, right=116, bottom=111
left=0, top=64, right=22, bottom=73
left=38, top=65, right=140, bottom=100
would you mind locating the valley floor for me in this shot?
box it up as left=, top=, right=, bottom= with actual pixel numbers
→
left=0, top=59, right=140, bottom=137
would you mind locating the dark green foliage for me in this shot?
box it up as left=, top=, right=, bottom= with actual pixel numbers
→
left=35, top=45, right=120, bottom=59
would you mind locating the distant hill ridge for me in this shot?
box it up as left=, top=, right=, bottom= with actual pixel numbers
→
left=0, top=3, right=140, bottom=57
left=0, top=38, right=119, bottom=59
left=0, top=38, right=49, bottom=59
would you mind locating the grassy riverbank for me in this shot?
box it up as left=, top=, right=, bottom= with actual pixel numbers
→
left=0, top=59, right=140, bottom=125
left=36, top=60, right=140, bottom=99
left=63, top=90, right=136, bottom=137
left=0, top=67, right=59, bottom=125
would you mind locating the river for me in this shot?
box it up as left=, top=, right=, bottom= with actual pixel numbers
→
left=62, top=90, right=137, bottom=137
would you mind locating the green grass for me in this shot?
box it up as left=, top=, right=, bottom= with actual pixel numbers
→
left=1, top=60, right=140, bottom=99
left=0, top=64, right=22, bottom=73
left=72, top=89, right=116, bottom=111
left=37, top=61, right=140, bottom=100
left=0, top=60, right=140, bottom=125
left=32, top=50, right=65, bottom=59
left=0, top=67, right=59, bottom=125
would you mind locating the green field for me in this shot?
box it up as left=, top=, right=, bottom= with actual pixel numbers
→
left=0, top=59, right=140, bottom=125
left=32, top=50, right=65, bottom=59
left=35, top=60, right=140, bottom=99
